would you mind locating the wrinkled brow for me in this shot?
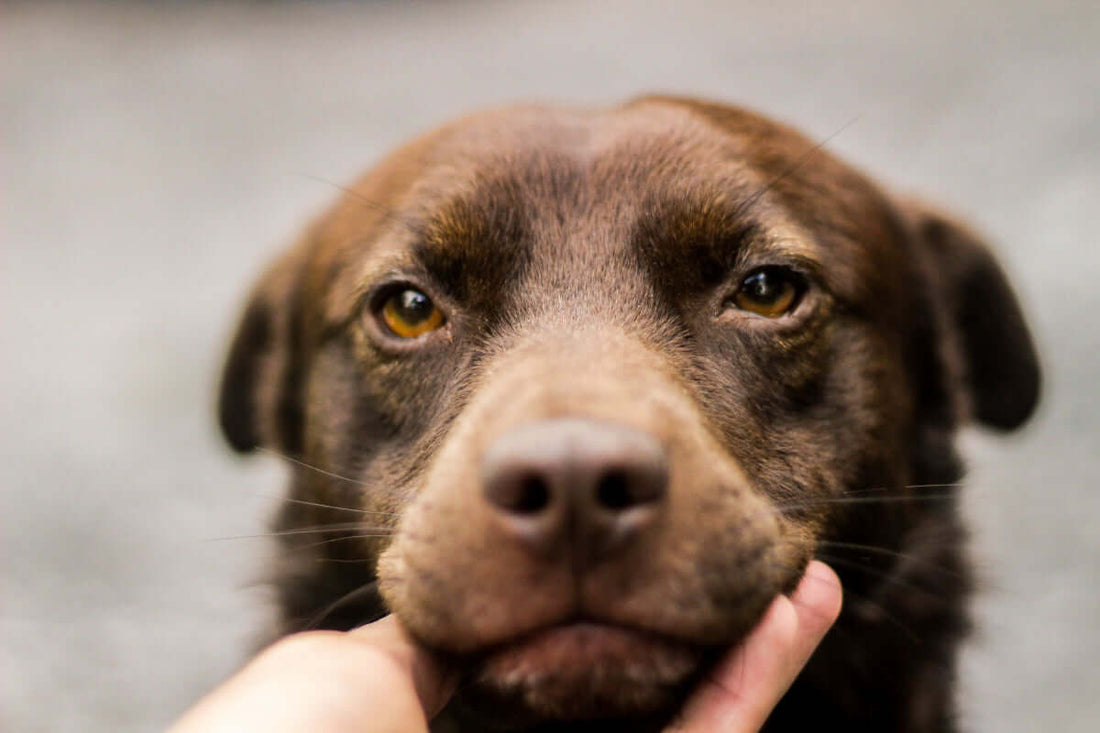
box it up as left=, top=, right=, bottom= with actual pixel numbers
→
left=410, top=182, right=534, bottom=303
left=632, top=192, right=764, bottom=287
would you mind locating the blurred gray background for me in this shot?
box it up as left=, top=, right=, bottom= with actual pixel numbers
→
left=3, top=1, right=1097, bottom=730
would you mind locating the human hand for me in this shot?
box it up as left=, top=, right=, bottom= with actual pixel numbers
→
left=169, top=615, right=455, bottom=733
left=667, top=559, right=843, bottom=731
left=171, top=560, right=841, bottom=733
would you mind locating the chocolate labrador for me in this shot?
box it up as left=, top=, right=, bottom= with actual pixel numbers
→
left=218, top=95, right=1040, bottom=732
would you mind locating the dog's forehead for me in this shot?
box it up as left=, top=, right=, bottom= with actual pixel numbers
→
left=415, top=101, right=764, bottom=203
left=319, top=99, right=898, bottom=324
left=409, top=104, right=804, bottom=265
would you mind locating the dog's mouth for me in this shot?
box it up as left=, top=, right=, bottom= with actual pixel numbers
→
left=459, top=618, right=709, bottom=720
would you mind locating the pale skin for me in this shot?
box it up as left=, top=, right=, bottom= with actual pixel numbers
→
left=172, top=561, right=842, bottom=733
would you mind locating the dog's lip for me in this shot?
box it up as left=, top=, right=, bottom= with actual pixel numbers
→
left=471, top=617, right=706, bottom=676
left=492, top=616, right=694, bottom=649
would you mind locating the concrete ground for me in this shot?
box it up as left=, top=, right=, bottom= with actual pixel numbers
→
left=3, top=1, right=1097, bottom=730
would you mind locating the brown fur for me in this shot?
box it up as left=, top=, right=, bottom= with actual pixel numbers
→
left=218, top=96, right=1040, bottom=731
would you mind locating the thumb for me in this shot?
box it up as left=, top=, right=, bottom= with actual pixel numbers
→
left=667, top=561, right=842, bottom=732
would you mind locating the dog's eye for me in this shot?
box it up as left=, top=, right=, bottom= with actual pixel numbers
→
left=732, top=267, right=804, bottom=317
left=379, top=288, right=445, bottom=338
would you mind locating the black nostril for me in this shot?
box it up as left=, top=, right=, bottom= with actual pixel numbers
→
left=484, top=468, right=553, bottom=516
left=596, top=471, right=631, bottom=509
left=595, top=463, right=666, bottom=511
left=513, top=474, right=551, bottom=514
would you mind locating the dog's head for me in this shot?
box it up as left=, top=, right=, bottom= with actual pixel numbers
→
left=218, top=96, right=1039, bottom=726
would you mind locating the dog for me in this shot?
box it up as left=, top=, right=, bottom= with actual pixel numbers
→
left=217, top=95, right=1040, bottom=732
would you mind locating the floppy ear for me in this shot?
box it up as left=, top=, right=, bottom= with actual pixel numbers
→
left=218, top=246, right=309, bottom=455
left=905, top=201, right=1041, bottom=431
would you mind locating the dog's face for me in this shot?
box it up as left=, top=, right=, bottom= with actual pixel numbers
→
left=219, top=97, right=1039, bottom=726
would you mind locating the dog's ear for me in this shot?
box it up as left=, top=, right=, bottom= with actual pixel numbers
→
left=218, top=244, right=310, bottom=455
left=904, top=201, right=1041, bottom=431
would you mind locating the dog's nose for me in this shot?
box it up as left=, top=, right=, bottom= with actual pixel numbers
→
left=481, top=419, right=668, bottom=563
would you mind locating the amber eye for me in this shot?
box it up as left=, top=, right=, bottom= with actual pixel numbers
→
left=379, top=288, right=445, bottom=338
left=732, top=267, right=804, bottom=317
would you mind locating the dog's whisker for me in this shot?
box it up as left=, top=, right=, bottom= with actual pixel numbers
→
left=734, top=115, right=862, bottom=216
left=758, top=554, right=923, bottom=642
left=302, top=580, right=383, bottom=631
left=295, top=533, right=396, bottom=553
left=247, top=487, right=399, bottom=517
left=816, top=540, right=963, bottom=577
left=844, top=482, right=965, bottom=495
left=257, top=446, right=373, bottom=487
left=814, top=552, right=940, bottom=598
left=776, top=492, right=957, bottom=512
left=755, top=485, right=964, bottom=521
left=256, top=449, right=401, bottom=516
left=277, top=495, right=399, bottom=516
left=208, top=523, right=395, bottom=542
left=811, top=565, right=922, bottom=642
left=297, top=174, right=425, bottom=238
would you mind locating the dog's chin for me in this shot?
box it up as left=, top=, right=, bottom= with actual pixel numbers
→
left=460, top=622, right=707, bottom=722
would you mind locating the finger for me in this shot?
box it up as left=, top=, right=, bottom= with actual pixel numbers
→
left=171, top=617, right=457, bottom=733
left=667, top=561, right=843, bottom=732
left=348, top=615, right=459, bottom=717
left=787, top=560, right=843, bottom=671
left=667, top=594, right=799, bottom=732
